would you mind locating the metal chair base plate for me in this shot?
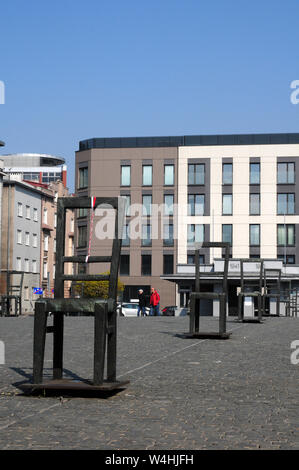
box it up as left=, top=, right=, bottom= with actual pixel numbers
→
left=236, top=318, right=264, bottom=323
left=182, top=331, right=231, bottom=339
left=20, top=379, right=130, bottom=393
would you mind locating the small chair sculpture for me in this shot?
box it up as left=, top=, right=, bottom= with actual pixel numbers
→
left=237, top=259, right=264, bottom=323
left=0, top=271, right=24, bottom=317
left=22, top=196, right=128, bottom=393
left=186, top=242, right=230, bottom=339
left=263, top=268, right=281, bottom=317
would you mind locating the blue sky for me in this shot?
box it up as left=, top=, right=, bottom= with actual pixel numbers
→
left=0, top=0, right=299, bottom=191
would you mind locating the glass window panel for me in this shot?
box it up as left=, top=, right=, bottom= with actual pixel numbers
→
left=163, top=254, right=173, bottom=275
left=222, top=194, right=232, bottom=215
left=288, top=225, right=295, bottom=245
left=222, top=163, right=233, bottom=185
left=222, top=224, right=232, bottom=244
left=164, top=194, right=174, bottom=216
left=163, top=224, right=174, bottom=246
left=188, top=164, right=195, bottom=185
left=121, top=166, right=131, bottom=186
left=142, top=224, right=151, bottom=246
left=195, top=164, right=205, bottom=185
left=122, top=224, right=130, bottom=246
left=142, top=195, right=152, bottom=215
left=142, top=165, right=152, bottom=186
left=250, top=194, right=260, bottom=215
left=250, top=224, right=260, bottom=245
left=164, top=165, right=174, bottom=185
left=250, top=163, right=260, bottom=184
left=141, top=254, right=151, bottom=276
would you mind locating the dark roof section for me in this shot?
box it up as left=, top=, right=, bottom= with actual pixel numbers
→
left=79, top=133, right=299, bottom=151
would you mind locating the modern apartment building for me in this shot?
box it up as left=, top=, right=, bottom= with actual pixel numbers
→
left=1, top=153, right=67, bottom=187
left=76, top=132, right=299, bottom=307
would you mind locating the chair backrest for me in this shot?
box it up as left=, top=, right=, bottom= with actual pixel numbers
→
left=194, top=242, right=230, bottom=294
left=55, top=196, right=126, bottom=301
left=240, top=258, right=264, bottom=294
left=263, top=268, right=281, bottom=294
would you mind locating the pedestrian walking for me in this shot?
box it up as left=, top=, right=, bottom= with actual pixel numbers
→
left=137, top=289, right=147, bottom=316
left=150, top=287, right=160, bottom=316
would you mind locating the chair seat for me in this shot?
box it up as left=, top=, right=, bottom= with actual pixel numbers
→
left=190, top=292, right=225, bottom=300
left=36, top=298, right=115, bottom=314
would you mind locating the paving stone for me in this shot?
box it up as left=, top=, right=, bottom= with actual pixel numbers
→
left=0, top=315, right=298, bottom=449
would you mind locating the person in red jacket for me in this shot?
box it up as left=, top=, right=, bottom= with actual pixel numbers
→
left=150, top=287, right=160, bottom=316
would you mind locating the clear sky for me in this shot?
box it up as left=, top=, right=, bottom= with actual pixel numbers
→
left=0, top=0, right=299, bottom=192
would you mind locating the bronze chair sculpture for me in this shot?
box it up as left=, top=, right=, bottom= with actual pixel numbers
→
left=186, top=242, right=231, bottom=339
left=22, top=196, right=129, bottom=393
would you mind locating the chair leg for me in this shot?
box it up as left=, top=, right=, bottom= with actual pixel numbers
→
left=94, top=303, right=107, bottom=385
left=189, top=296, right=196, bottom=334
left=53, top=313, right=64, bottom=380
left=33, top=303, right=48, bottom=384
left=237, top=294, right=242, bottom=321
left=219, top=294, right=226, bottom=335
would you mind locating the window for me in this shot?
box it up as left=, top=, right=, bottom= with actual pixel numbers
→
left=277, top=224, right=295, bottom=246
left=78, top=208, right=88, bottom=218
left=187, top=224, right=204, bottom=245
left=33, top=208, right=38, bottom=221
left=54, top=238, right=56, bottom=253
left=78, top=167, right=88, bottom=188
left=188, top=164, right=205, bottom=185
left=187, top=254, right=205, bottom=264
left=78, top=225, right=87, bottom=248
left=43, top=208, right=48, bottom=224
left=121, top=165, right=131, bottom=186
left=54, top=213, right=57, bottom=228
left=164, top=165, right=174, bottom=185
left=163, top=254, right=173, bottom=275
left=44, top=234, right=49, bottom=251
left=24, top=259, right=29, bottom=273
left=277, top=193, right=295, bottom=215
left=24, top=287, right=29, bottom=301
left=222, top=194, right=233, bottom=215
left=120, top=255, right=130, bottom=276
left=17, top=230, right=22, bottom=244
left=222, top=224, right=232, bottom=245
left=142, top=224, right=151, bottom=246
left=164, top=194, right=174, bottom=216
left=54, top=191, right=58, bottom=202
left=25, top=232, right=30, bottom=246
left=142, top=165, right=152, bottom=186
left=142, top=195, right=152, bottom=216
left=163, top=224, right=174, bottom=246
left=250, top=224, right=260, bottom=246
left=16, top=257, right=22, bottom=271
left=43, top=261, right=48, bottom=279
left=53, top=264, right=56, bottom=280
left=70, top=218, right=74, bottom=233
left=33, top=233, right=37, bottom=248
left=250, top=163, right=260, bottom=184
left=122, top=224, right=130, bottom=246
left=188, top=194, right=205, bottom=216
left=32, top=260, right=37, bottom=274
left=278, top=254, right=295, bottom=264
left=26, top=205, right=30, bottom=219
left=277, top=162, right=295, bottom=184
left=222, top=163, right=233, bottom=185
left=17, top=202, right=23, bottom=217
left=250, top=194, right=260, bottom=215
left=123, top=195, right=131, bottom=216
left=141, top=254, right=151, bottom=276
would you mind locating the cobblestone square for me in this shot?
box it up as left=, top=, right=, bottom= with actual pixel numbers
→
left=0, top=315, right=298, bottom=450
